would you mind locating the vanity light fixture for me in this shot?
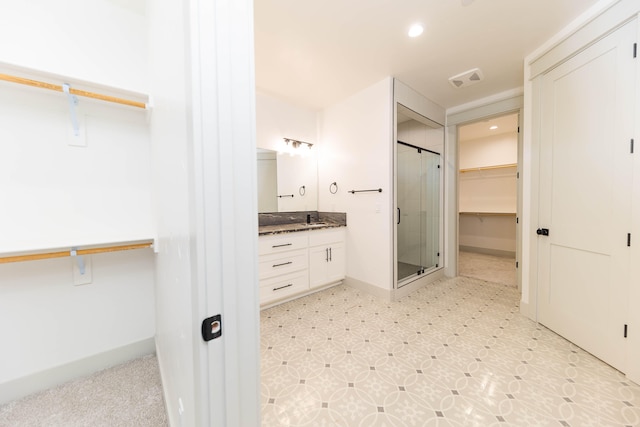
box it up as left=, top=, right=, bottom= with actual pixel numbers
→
left=284, top=138, right=313, bottom=150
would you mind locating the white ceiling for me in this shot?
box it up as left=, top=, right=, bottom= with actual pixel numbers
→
left=458, top=113, right=519, bottom=142
left=254, top=0, right=601, bottom=111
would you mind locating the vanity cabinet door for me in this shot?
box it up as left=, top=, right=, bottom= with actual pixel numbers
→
left=308, top=229, right=346, bottom=289
left=325, top=242, right=345, bottom=284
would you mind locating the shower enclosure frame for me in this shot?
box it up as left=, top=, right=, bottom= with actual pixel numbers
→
left=394, top=102, right=445, bottom=290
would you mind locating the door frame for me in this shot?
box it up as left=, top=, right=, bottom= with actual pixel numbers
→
left=445, top=93, right=524, bottom=293
left=188, top=0, right=260, bottom=425
left=456, top=111, right=521, bottom=281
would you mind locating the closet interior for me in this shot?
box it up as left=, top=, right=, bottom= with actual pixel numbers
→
left=458, top=113, right=518, bottom=282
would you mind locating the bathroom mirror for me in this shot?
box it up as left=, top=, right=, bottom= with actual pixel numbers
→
left=257, top=148, right=318, bottom=213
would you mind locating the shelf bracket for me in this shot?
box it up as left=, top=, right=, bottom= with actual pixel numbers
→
left=62, top=83, right=81, bottom=137
left=70, top=247, right=85, bottom=275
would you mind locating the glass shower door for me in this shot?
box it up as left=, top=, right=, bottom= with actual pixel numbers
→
left=397, top=141, right=440, bottom=286
left=421, top=150, right=440, bottom=272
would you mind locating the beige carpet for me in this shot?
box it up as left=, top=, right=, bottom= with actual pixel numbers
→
left=458, top=250, right=516, bottom=286
left=0, top=354, right=167, bottom=427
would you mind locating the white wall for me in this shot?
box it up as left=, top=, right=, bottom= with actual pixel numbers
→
left=256, top=92, right=317, bottom=151
left=0, top=0, right=148, bottom=93
left=0, top=83, right=153, bottom=253
left=147, top=1, right=198, bottom=426
left=319, top=78, right=394, bottom=292
left=0, top=0, right=155, bottom=404
left=459, top=132, right=517, bottom=169
left=0, top=250, right=155, bottom=401
left=458, top=130, right=517, bottom=214
left=459, top=169, right=517, bottom=213
left=459, top=215, right=516, bottom=254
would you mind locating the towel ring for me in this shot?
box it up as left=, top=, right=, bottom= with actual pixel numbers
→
left=329, top=182, right=338, bottom=194
left=299, top=185, right=306, bottom=196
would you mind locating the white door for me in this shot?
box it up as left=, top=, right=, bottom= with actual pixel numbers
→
left=537, top=20, right=636, bottom=371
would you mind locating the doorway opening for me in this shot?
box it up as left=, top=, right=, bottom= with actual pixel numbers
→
left=457, top=113, right=519, bottom=287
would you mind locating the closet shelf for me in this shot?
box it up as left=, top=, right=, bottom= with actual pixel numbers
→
left=0, top=62, right=149, bottom=109
left=0, top=239, right=154, bottom=264
left=459, top=212, right=516, bottom=216
left=459, top=163, right=517, bottom=173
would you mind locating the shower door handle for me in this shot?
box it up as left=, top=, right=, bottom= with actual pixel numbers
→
left=397, top=208, right=401, bottom=225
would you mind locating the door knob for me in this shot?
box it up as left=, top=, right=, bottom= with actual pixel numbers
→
left=536, top=228, right=549, bottom=236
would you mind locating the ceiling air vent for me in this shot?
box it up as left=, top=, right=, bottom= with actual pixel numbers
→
left=448, top=68, right=484, bottom=89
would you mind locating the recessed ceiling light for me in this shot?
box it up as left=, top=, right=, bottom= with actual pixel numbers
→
left=489, top=125, right=498, bottom=130
left=408, top=24, right=424, bottom=38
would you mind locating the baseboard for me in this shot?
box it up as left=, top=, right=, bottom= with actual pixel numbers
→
left=343, top=276, right=392, bottom=301
left=459, top=246, right=516, bottom=259
left=393, top=268, right=445, bottom=300
left=0, top=337, right=156, bottom=405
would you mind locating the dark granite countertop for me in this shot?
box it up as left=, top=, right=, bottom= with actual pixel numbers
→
left=258, top=211, right=347, bottom=236
left=259, top=222, right=345, bottom=236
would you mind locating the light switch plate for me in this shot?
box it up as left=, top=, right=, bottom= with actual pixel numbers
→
left=72, top=255, right=92, bottom=286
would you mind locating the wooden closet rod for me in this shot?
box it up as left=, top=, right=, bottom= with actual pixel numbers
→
left=0, top=73, right=147, bottom=109
left=0, top=241, right=153, bottom=264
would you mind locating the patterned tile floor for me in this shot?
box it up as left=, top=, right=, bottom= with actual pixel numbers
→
left=260, top=277, right=640, bottom=426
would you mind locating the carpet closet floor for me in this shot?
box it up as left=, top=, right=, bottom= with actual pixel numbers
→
left=0, top=354, right=167, bottom=427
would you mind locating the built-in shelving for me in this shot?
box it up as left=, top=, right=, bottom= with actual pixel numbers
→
left=459, top=212, right=516, bottom=216
left=459, top=163, right=517, bottom=173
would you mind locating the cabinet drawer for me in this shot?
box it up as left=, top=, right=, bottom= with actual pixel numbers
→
left=259, top=233, right=308, bottom=255
left=259, top=249, right=308, bottom=279
left=260, top=271, right=309, bottom=304
left=308, top=228, right=345, bottom=247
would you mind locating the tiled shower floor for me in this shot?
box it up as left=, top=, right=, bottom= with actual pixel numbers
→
left=260, top=277, right=640, bottom=426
